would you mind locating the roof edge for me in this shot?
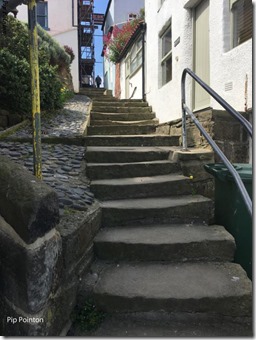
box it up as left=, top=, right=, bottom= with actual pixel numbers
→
left=116, top=22, right=146, bottom=63
left=101, top=0, right=112, bottom=31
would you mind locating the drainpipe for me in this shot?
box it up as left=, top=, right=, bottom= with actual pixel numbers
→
left=141, top=22, right=146, bottom=101
left=72, top=0, right=78, bottom=27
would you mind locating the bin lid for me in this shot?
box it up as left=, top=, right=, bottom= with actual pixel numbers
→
left=204, top=163, right=252, bottom=182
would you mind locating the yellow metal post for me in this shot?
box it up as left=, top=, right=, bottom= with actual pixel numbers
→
left=28, top=0, right=42, bottom=179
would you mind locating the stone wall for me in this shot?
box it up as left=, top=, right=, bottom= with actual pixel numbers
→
left=156, top=109, right=251, bottom=163
left=0, top=156, right=101, bottom=336
left=0, top=109, right=23, bottom=131
left=172, top=149, right=215, bottom=200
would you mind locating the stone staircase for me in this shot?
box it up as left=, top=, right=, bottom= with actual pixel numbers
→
left=82, top=90, right=252, bottom=334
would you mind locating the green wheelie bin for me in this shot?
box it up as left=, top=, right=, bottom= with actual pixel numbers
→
left=204, top=163, right=252, bottom=279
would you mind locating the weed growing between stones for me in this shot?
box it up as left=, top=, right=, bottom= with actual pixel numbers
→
left=63, top=208, right=78, bottom=215
left=189, top=175, right=197, bottom=195
left=72, top=300, right=106, bottom=331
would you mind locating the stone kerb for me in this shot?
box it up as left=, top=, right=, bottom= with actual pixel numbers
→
left=0, top=156, right=60, bottom=244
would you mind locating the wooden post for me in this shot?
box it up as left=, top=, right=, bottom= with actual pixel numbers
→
left=28, top=0, right=42, bottom=179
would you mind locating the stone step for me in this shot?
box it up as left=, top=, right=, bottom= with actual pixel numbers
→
left=90, top=174, right=193, bottom=200
left=90, top=119, right=159, bottom=126
left=91, top=98, right=145, bottom=103
left=93, top=262, right=252, bottom=316
left=68, top=311, right=252, bottom=337
left=91, top=106, right=152, bottom=113
left=79, top=92, right=109, bottom=98
left=86, top=160, right=180, bottom=180
left=84, top=135, right=180, bottom=147
left=101, top=195, right=214, bottom=227
left=90, top=112, right=156, bottom=121
left=87, top=125, right=157, bottom=135
left=94, top=224, right=235, bottom=262
left=79, top=88, right=106, bottom=93
left=88, top=96, right=117, bottom=101
left=85, top=146, right=171, bottom=163
left=92, top=101, right=148, bottom=107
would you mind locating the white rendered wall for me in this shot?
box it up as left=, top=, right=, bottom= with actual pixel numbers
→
left=104, top=58, right=115, bottom=91
left=120, top=61, right=143, bottom=100
left=15, top=4, right=27, bottom=21
left=209, top=0, right=252, bottom=111
left=104, top=1, right=115, bottom=33
left=53, top=30, right=79, bottom=93
left=145, top=0, right=252, bottom=123
left=103, top=0, right=144, bottom=93
left=145, top=0, right=193, bottom=123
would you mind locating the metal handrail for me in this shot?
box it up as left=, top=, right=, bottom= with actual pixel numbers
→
left=181, top=68, right=252, bottom=216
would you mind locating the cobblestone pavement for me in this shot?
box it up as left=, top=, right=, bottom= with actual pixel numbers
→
left=0, top=95, right=94, bottom=215
left=10, top=95, right=91, bottom=138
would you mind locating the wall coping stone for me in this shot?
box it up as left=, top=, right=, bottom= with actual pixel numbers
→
left=0, top=156, right=59, bottom=244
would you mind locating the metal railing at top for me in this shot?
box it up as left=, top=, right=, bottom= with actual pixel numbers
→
left=181, top=68, right=252, bottom=217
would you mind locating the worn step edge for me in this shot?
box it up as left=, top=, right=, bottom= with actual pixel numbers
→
left=90, top=174, right=193, bottom=200
left=91, top=107, right=152, bottom=113
left=93, top=262, right=252, bottom=316
left=87, top=125, right=156, bottom=136
left=101, top=195, right=214, bottom=226
left=90, top=112, right=156, bottom=121
left=84, top=135, right=180, bottom=147
left=92, top=102, right=149, bottom=107
left=86, top=160, right=180, bottom=179
left=85, top=147, right=171, bottom=163
left=94, top=224, right=235, bottom=262
left=90, top=119, right=159, bottom=126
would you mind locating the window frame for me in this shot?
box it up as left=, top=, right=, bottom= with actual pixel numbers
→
left=129, top=37, right=143, bottom=75
left=160, top=23, right=172, bottom=87
left=36, top=1, right=49, bottom=30
left=230, top=0, right=253, bottom=48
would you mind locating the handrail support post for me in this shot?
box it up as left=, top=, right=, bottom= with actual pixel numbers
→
left=182, top=102, right=188, bottom=150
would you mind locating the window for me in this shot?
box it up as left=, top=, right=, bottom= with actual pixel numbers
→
left=130, top=38, right=142, bottom=74
left=230, top=0, right=253, bottom=48
left=37, top=1, right=48, bottom=29
left=128, top=13, right=137, bottom=21
left=160, top=24, right=172, bottom=86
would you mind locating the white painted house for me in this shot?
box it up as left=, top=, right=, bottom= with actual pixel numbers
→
left=17, top=0, right=80, bottom=93
left=145, top=0, right=252, bottom=123
left=118, top=0, right=252, bottom=125
left=118, top=21, right=146, bottom=100
left=102, top=0, right=145, bottom=92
